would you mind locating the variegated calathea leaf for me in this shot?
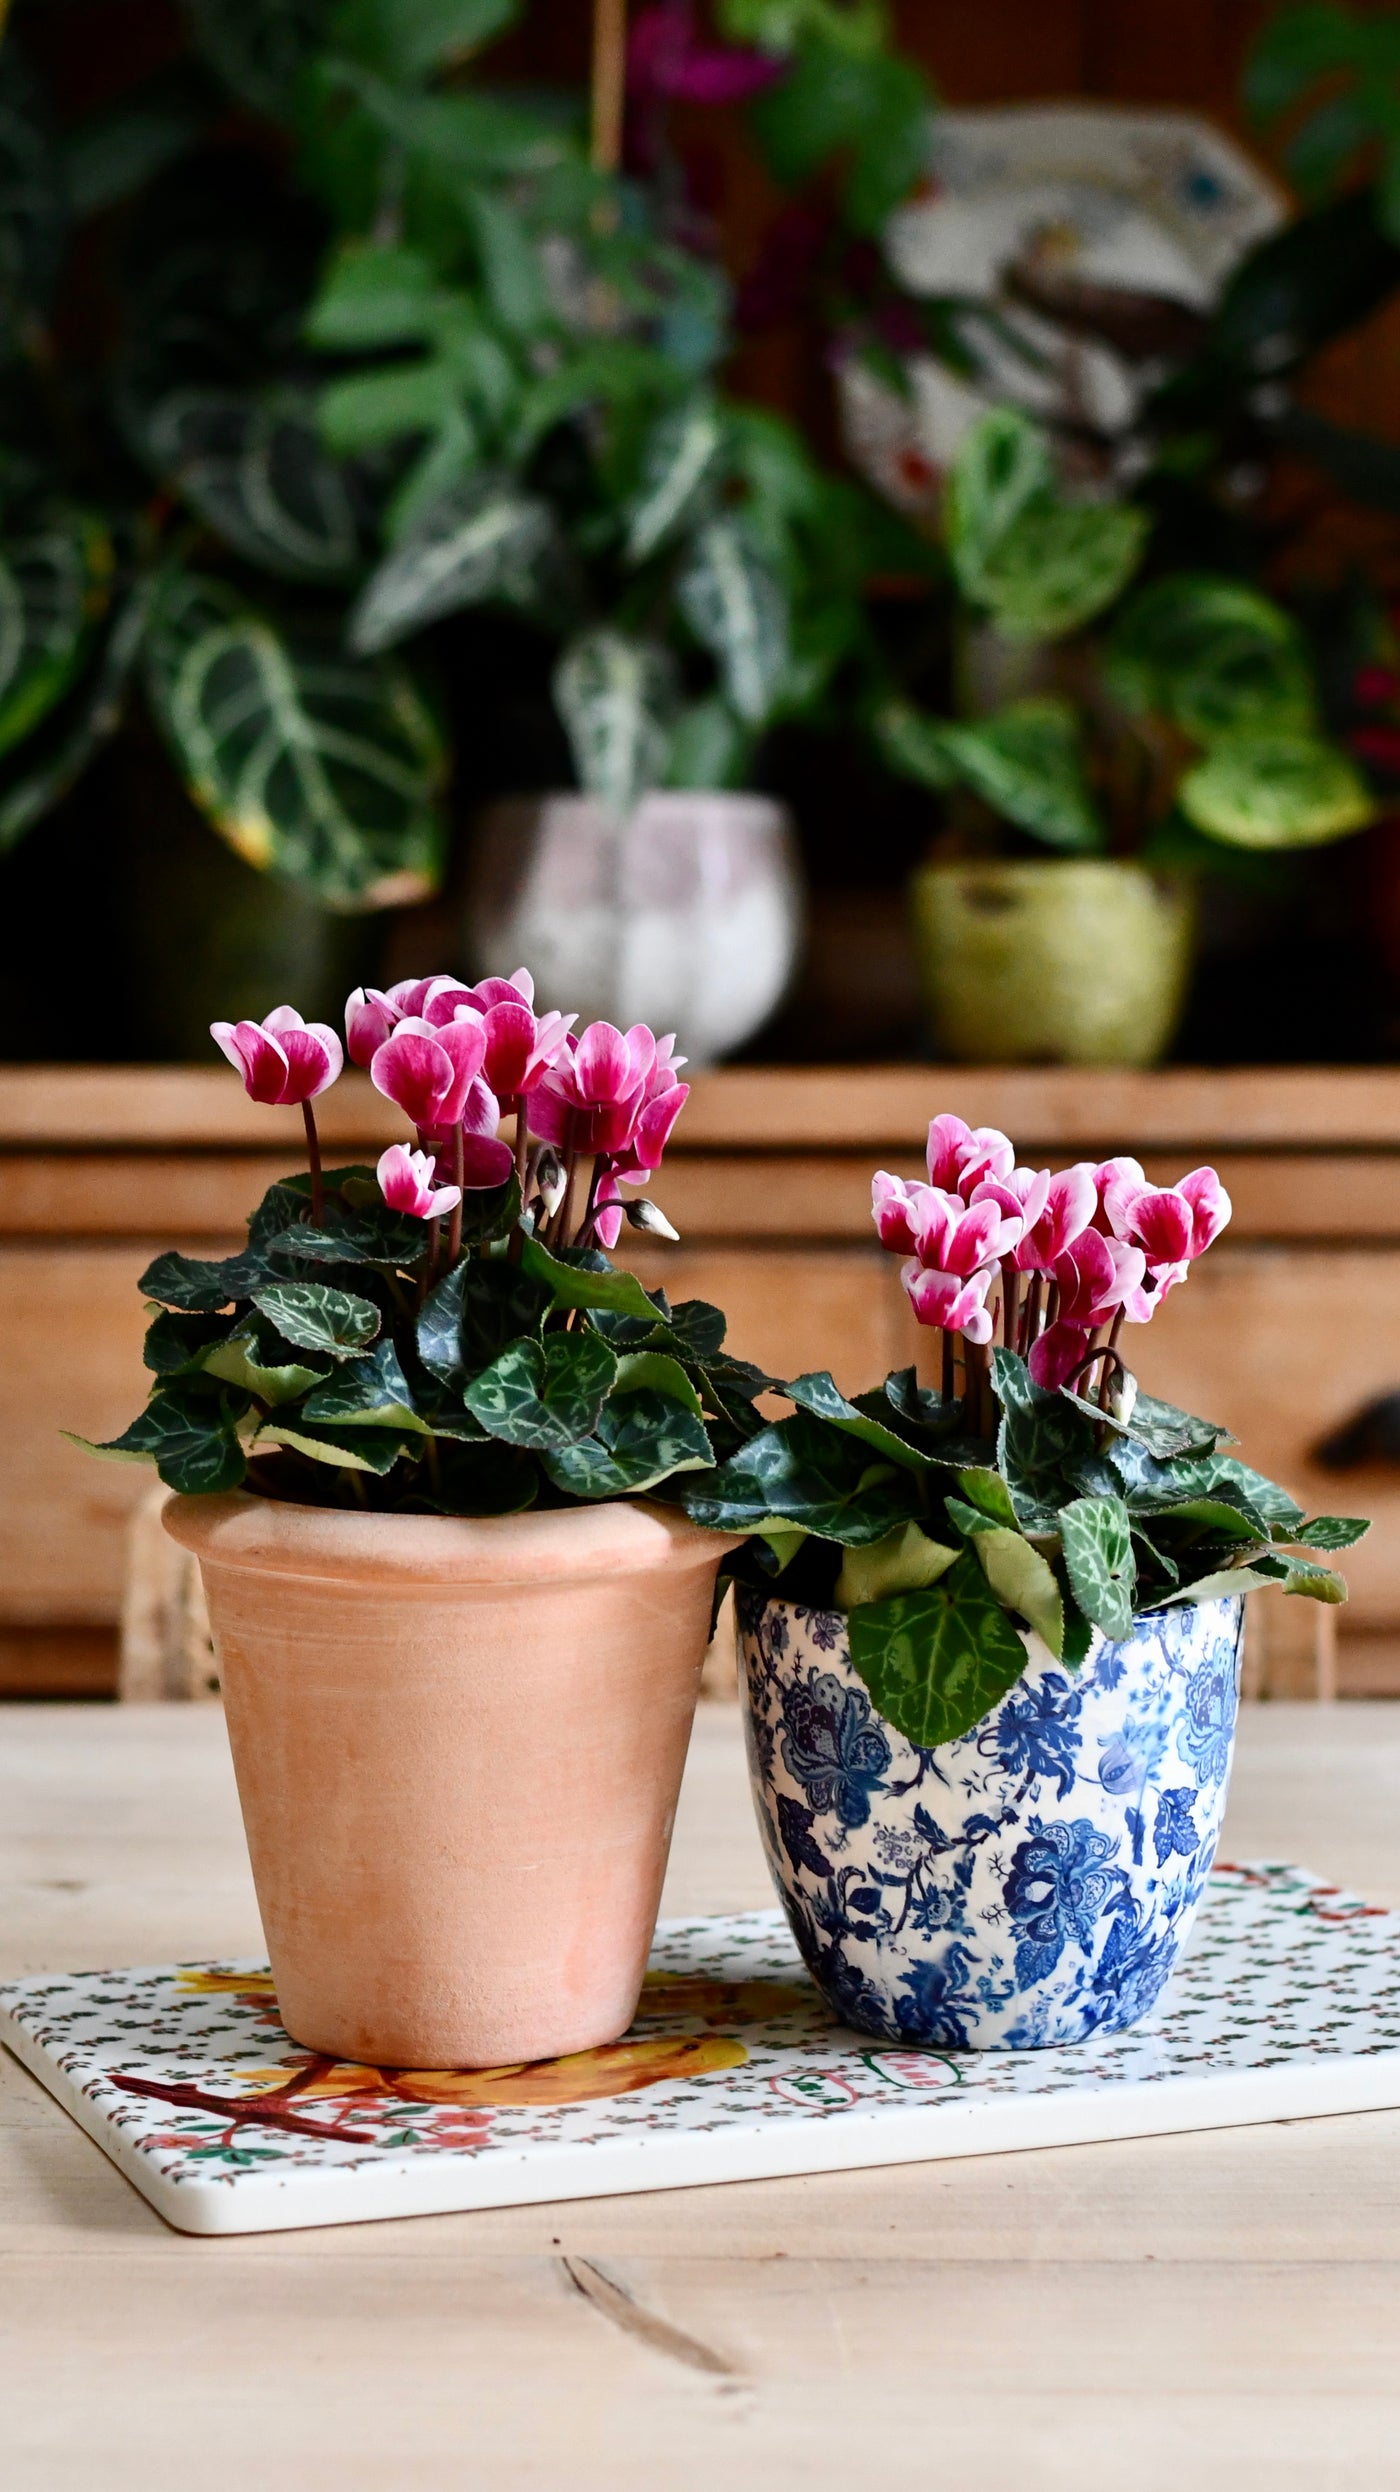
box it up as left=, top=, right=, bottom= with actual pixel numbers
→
left=946, top=408, right=1147, bottom=642
left=144, top=570, right=448, bottom=909
left=143, top=390, right=366, bottom=583
left=1105, top=573, right=1316, bottom=741
left=553, top=626, right=676, bottom=817
left=881, top=696, right=1105, bottom=852
left=676, top=517, right=790, bottom=723
left=0, top=506, right=113, bottom=760
left=1178, top=730, right=1376, bottom=849
left=624, top=395, right=724, bottom=565
left=348, top=472, right=559, bottom=653
left=0, top=573, right=152, bottom=853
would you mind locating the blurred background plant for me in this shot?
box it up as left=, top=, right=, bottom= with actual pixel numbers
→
left=7, top=0, right=1400, bottom=1065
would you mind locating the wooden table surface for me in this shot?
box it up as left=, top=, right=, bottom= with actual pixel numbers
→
left=5, top=1703, right=1400, bottom=2492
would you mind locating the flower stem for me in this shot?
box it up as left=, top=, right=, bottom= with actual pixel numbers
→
left=301, top=1102, right=324, bottom=1224
left=447, top=1125, right=464, bottom=1265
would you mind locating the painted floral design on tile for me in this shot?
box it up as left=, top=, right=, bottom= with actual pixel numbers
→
left=6, top=1864, right=1400, bottom=2219
left=738, top=1589, right=1248, bottom=2048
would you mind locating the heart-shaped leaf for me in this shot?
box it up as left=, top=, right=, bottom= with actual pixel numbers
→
left=784, top=1370, right=943, bottom=1473
left=72, top=1382, right=247, bottom=1495
left=301, top=1337, right=426, bottom=1431
left=202, top=1324, right=328, bottom=1405
left=847, top=1551, right=1029, bottom=1749
left=542, top=1389, right=713, bottom=1498
left=253, top=1281, right=381, bottom=1360
left=140, top=1249, right=266, bottom=1311
left=519, top=1234, right=663, bottom=1324
left=464, top=1329, right=618, bottom=1449
left=0, top=505, right=112, bottom=760
left=1059, top=1495, right=1136, bottom=1640
left=681, top=1413, right=922, bottom=1546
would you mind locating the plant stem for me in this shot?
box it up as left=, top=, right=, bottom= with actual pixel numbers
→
left=447, top=1125, right=464, bottom=1265
left=301, top=1102, right=324, bottom=1224
left=1002, top=1269, right=1019, bottom=1352
left=513, top=1102, right=529, bottom=1193
left=1099, top=1308, right=1126, bottom=1412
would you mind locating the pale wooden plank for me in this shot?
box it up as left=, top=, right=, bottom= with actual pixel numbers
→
left=11, top=1148, right=1400, bottom=1241
left=8, top=1063, right=1400, bottom=1153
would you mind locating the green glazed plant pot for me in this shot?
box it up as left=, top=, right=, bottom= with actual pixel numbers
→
left=910, top=858, right=1196, bottom=1068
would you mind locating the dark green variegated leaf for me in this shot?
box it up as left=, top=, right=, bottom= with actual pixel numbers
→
left=252, top=1417, right=410, bottom=1474
left=202, top=1323, right=327, bottom=1405
left=0, top=507, right=113, bottom=760
left=140, top=1248, right=265, bottom=1311
left=847, top=1552, right=1029, bottom=1748
left=1059, top=1382, right=1230, bottom=1459
left=625, top=396, right=724, bottom=564
left=946, top=408, right=1146, bottom=642
left=144, top=391, right=364, bottom=583
left=143, top=1308, right=231, bottom=1376
left=612, top=1352, right=706, bottom=1422
left=71, top=1382, right=247, bottom=1495
left=681, top=1413, right=922, bottom=1546
left=542, top=1390, right=713, bottom=1499
left=1179, top=730, right=1375, bottom=849
left=874, top=700, right=958, bottom=793
left=676, top=519, right=789, bottom=725
left=928, top=699, right=1106, bottom=853
left=519, top=1233, right=662, bottom=1324
left=463, top=1330, right=617, bottom=1449
left=419, top=1257, right=550, bottom=1386
left=319, top=358, right=460, bottom=455
left=784, top=1371, right=941, bottom=1473
left=269, top=1214, right=430, bottom=1271
left=349, top=474, right=558, bottom=654
left=144, top=571, right=447, bottom=909
left=1105, top=573, right=1314, bottom=740
left=0, top=577, right=152, bottom=853
left=1167, top=1552, right=1343, bottom=1606
left=1059, top=1495, right=1136, bottom=1640
left=1291, top=1514, right=1370, bottom=1550
left=253, top=1281, right=380, bottom=1360
left=553, top=626, right=675, bottom=818
left=301, top=1337, right=426, bottom=1431
left=994, top=1349, right=1091, bottom=1530
left=1106, top=1440, right=1303, bottom=1535
left=664, top=694, right=748, bottom=790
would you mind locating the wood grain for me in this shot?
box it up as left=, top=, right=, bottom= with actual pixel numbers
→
left=4, top=1702, right=1400, bottom=2491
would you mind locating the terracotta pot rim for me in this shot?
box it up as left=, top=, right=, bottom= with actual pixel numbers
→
left=162, top=1489, right=740, bottom=1588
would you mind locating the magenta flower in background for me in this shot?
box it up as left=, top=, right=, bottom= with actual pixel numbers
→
left=211, top=1007, right=342, bottom=1107
left=344, top=987, right=398, bottom=1068
left=369, top=1013, right=486, bottom=1131
left=902, top=1262, right=996, bottom=1344
left=475, top=1000, right=576, bottom=1102
left=376, top=1144, right=462, bottom=1222
left=627, top=3, right=782, bottom=105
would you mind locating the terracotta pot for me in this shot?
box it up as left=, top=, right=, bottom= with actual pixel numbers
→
left=911, top=857, right=1195, bottom=1067
left=462, top=790, right=804, bottom=1065
left=162, top=1493, right=735, bottom=2069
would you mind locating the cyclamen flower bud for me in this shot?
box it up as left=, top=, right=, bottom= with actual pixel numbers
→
left=534, top=1151, right=568, bottom=1221
left=626, top=1197, right=680, bottom=1242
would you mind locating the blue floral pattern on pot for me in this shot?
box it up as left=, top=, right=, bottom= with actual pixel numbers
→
left=738, top=1589, right=1244, bottom=2050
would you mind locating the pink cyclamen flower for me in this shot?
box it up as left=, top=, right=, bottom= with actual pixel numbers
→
left=1012, top=1162, right=1097, bottom=1274
left=376, top=1144, right=462, bottom=1222
left=369, top=1013, right=486, bottom=1131
left=530, top=1021, right=664, bottom=1156
left=476, top=1000, right=576, bottom=1101
left=211, top=1006, right=342, bottom=1106
left=911, top=1189, right=1023, bottom=1277
left=1102, top=1161, right=1232, bottom=1320
left=902, top=1261, right=996, bottom=1344
left=925, top=1114, right=1015, bottom=1196
left=1029, top=1231, right=1147, bottom=1389
left=872, top=1171, right=934, bottom=1257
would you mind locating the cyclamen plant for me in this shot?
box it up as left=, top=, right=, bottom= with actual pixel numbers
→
left=80, top=969, right=770, bottom=1516
left=681, top=1112, right=1369, bottom=1748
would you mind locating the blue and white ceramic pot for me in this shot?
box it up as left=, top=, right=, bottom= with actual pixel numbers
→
left=737, top=1589, right=1244, bottom=2051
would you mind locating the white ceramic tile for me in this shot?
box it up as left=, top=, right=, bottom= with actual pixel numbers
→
left=4, top=1862, right=1399, bottom=2237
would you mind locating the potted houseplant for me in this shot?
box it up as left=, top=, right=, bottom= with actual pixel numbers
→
left=75, top=965, right=760, bottom=2069
left=682, top=1112, right=1368, bottom=2048
left=875, top=408, right=1375, bottom=1065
